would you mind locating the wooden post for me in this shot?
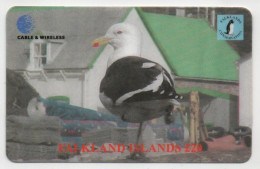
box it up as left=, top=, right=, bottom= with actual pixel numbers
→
left=190, top=91, right=200, bottom=144
left=205, top=7, right=209, bottom=20
left=197, top=7, right=200, bottom=18
left=211, top=9, right=216, bottom=28
left=189, top=113, right=195, bottom=143
left=190, top=91, right=209, bottom=143
left=199, top=111, right=209, bottom=141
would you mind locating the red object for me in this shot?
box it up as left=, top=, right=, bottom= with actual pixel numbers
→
left=214, top=135, right=236, bottom=144
left=92, top=43, right=99, bottom=47
left=200, top=135, right=248, bottom=151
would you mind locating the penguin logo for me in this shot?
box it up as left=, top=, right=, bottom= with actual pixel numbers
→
left=217, top=15, right=244, bottom=40
left=225, top=19, right=234, bottom=35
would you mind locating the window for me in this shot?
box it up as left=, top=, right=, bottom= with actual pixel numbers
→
left=32, top=42, right=48, bottom=69
left=29, top=38, right=65, bottom=70
left=34, top=43, right=47, bottom=56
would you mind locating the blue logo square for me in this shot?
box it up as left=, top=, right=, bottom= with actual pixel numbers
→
left=217, top=15, right=244, bottom=40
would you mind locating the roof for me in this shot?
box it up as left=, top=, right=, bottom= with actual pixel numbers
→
left=137, top=9, right=240, bottom=81
left=6, top=7, right=128, bottom=70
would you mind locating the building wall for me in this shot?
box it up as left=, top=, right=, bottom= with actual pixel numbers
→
left=203, top=98, right=231, bottom=130
left=239, top=58, right=252, bottom=127
left=175, top=79, right=238, bottom=96
left=124, top=9, right=172, bottom=73
left=28, top=78, right=84, bottom=107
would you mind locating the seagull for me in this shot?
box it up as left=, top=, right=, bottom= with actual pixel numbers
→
left=92, top=23, right=183, bottom=158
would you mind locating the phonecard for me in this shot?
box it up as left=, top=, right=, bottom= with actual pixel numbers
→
left=6, top=7, right=252, bottom=163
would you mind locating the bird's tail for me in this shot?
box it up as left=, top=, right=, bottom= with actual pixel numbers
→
left=170, top=93, right=183, bottom=105
left=174, top=93, right=183, bottom=100
left=171, top=99, right=181, bottom=105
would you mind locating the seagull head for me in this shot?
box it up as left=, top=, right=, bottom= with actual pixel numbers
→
left=92, top=23, right=142, bottom=66
left=92, top=23, right=141, bottom=49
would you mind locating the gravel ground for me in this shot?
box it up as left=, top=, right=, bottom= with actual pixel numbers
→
left=96, top=147, right=251, bottom=163
left=16, top=147, right=251, bottom=163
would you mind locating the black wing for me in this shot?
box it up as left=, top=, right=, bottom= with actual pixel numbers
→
left=100, top=56, right=181, bottom=104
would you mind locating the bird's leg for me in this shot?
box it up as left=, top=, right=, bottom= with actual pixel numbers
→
left=136, top=122, right=143, bottom=144
left=127, top=122, right=145, bottom=159
left=164, top=105, right=174, bottom=124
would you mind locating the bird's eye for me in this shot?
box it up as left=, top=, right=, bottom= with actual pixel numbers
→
left=117, top=30, right=123, bottom=34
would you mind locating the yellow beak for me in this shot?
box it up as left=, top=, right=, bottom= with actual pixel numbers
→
left=92, top=37, right=111, bottom=47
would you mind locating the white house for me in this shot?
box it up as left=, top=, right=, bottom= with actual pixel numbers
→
left=7, top=7, right=129, bottom=107
left=239, top=56, right=252, bottom=128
